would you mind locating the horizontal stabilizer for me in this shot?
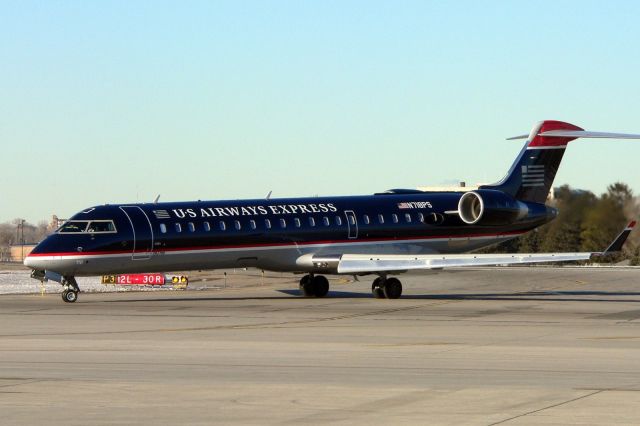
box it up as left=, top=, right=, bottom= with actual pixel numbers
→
left=508, top=128, right=640, bottom=140
left=539, top=130, right=640, bottom=139
left=506, top=134, right=529, bottom=140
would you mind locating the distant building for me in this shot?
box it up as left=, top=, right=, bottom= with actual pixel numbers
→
left=49, top=215, right=67, bottom=232
left=416, top=182, right=478, bottom=192
left=9, top=244, right=37, bottom=263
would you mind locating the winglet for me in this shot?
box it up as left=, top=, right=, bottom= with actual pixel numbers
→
left=601, top=221, right=636, bottom=255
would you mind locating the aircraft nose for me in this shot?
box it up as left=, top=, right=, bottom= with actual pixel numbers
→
left=23, top=255, right=48, bottom=271
left=23, top=255, right=37, bottom=269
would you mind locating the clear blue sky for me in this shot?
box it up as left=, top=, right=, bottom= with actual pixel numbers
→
left=2, top=1, right=640, bottom=223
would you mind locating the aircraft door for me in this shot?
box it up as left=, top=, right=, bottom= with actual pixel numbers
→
left=120, top=206, right=154, bottom=260
left=344, top=210, right=358, bottom=239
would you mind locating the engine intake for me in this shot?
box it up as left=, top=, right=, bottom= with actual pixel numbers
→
left=458, top=190, right=527, bottom=226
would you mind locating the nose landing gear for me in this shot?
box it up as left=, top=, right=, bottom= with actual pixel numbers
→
left=62, top=289, right=78, bottom=303
left=28, top=270, right=81, bottom=303
left=61, top=276, right=80, bottom=303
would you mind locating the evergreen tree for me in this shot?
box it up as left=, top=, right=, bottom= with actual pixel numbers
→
left=540, top=186, right=595, bottom=252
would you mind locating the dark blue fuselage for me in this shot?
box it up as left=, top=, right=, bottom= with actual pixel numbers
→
left=26, top=191, right=555, bottom=276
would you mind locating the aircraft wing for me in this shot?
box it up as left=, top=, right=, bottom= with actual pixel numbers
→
left=336, top=252, right=592, bottom=273
left=335, top=221, right=636, bottom=274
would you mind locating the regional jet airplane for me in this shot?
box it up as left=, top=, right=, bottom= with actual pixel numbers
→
left=24, top=120, right=640, bottom=302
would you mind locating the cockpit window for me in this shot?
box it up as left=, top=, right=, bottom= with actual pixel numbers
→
left=57, top=220, right=117, bottom=234
left=87, top=221, right=117, bottom=233
left=58, top=221, right=89, bottom=233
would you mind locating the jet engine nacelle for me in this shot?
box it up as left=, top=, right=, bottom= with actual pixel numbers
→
left=458, top=190, right=528, bottom=226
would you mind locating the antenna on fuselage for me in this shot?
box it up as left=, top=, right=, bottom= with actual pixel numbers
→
left=154, top=194, right=161, bottom=204
left=266, top=190, right=272, bottom=200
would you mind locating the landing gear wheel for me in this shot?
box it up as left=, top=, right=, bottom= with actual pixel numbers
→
left=383, top=278, right=402, bottom=299
left=62, top=289, right=78, bottom=303
left=299, top=274, right=329, bottom=297
left=372, top=277, right=386, bottom=299
left=311, top=275, right=329, bottom=298
left=299, top=275, right=314, bottom=297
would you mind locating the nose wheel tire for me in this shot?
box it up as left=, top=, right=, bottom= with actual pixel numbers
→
left=299, top=274, right=330, bottom=297
left=62, top=289, right=78, bottom=303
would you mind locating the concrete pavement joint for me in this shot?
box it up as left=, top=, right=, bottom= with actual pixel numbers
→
left=487, top=390, right=604, bottom=425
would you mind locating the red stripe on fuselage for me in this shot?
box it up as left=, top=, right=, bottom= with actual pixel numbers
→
left=27, top=231, right=525, bottom=258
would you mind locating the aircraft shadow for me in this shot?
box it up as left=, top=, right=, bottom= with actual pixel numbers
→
left=284, top=289, right=640, bottom=303
left=101, top=289, right=640, bottom=303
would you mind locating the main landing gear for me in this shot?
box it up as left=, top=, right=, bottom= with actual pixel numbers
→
left=61, top=276, right=80, bottom=303
left=299, top=274, right=330, bottom=297
left=299, top=274, right=403, bottom=299
left=371, top=277, right=402, bottom=299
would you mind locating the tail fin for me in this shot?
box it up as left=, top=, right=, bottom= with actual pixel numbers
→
left=480, top=120, right=640, bottom=203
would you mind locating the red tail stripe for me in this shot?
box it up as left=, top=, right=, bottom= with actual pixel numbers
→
left=528, top=120, right=583, bottom=148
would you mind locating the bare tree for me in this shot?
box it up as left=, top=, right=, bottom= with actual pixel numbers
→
left=0, top=222, right=16, bottom=246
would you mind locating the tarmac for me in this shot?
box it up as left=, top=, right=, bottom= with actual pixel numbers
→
left=1, top=267, right=640, bottom=425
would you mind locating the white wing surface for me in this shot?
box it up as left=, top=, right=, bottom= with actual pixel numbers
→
left=331, top=221, right=636, bottom=274
left=336, top=252, right=591, bottom=274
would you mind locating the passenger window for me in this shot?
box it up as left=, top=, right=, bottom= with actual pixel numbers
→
left=309, top=217, right=316, bottom=227
left=425, top=212, right=445, bottom=225
left=363, top=215, right=370, bottom=225
left=249, top=220, right=256, bottom=230
left=175, top=223, right=182, bottom=233
left=188, top=222, right=195, bottom=232
left=405, top=213, right=412, bottom=223
left=392, top=214, right=399, bottom=223
left=417, top=213, right=424, bottom=223
left=323, top=217, right=330, bottom=226
left=294, top=218, right=301, bottom=228
left=234, top=220, right=241, bottom=230
left=204, top=222, right=211, bottom=231
left=160, top=223, right=167, bottom=234
left=265, top=219, right=272, bottom=229
left=335, top=216, right=342, bottom=226
left=280, top=218, right=287, bottom=228
left=378, top=214, right=384, bottom=224
left=219, top=221, right=226, bottom=231
left=348, top=215, right=355, bottom=226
